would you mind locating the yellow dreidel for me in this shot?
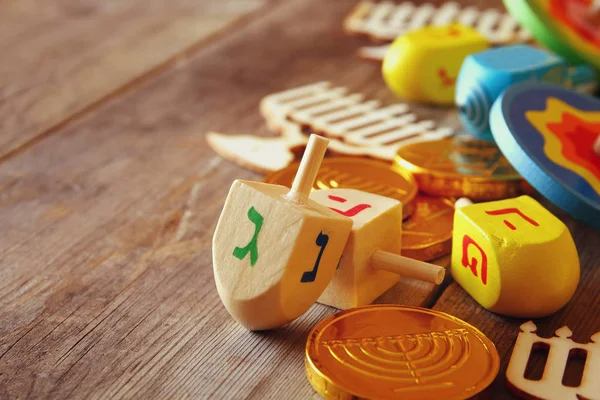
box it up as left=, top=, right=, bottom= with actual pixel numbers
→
left=452, top=196, right=580, bottom=318
left=383, top=23, right=490, bottom=105
left=212, top=135, right=353, bottom=331
left=310, top=188, right=445, bottom=310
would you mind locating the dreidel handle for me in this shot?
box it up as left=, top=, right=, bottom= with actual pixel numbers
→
left=287, top=134, right=329, bottom=203
left=455, top=197, right=474, bottom=209
left=587, top=2, right=600, bottom=24
left=370, top=250, right=445, bottom=285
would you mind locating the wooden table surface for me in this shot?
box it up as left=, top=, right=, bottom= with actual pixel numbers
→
left=1, top=0, right=599, bottom=398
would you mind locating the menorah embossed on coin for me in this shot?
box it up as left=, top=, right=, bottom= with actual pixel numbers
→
left=321, top=328, right=471, bottom=391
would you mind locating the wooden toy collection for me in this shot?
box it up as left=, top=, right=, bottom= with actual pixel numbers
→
left=208, top=1, right=600, bottom=398
left=214, top=135, right=446, bottom=330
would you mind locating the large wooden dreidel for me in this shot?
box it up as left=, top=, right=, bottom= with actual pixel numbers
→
left=383, top=24, right=490, bottom=105
left=452, top=196, right=580, bottom=318
left=456, top=44, right=597, bottom=141
left=310, top=188, right=445, bottom=310
left=212, top=135, right=353, bottom=331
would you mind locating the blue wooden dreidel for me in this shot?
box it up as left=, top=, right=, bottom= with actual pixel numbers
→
left=456, top=44, right=597, bottom=141
left=490, top=82, right=600, bottom=230
left=212, top=135, right=352, bottom=331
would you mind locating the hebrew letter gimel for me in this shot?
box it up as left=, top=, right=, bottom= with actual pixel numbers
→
left=233, top=206, right=264, bottom=266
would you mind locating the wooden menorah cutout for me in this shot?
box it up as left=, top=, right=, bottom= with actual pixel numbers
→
left=212, top=135, right=353, bottom=330
left=207, top=82, right=453, bottom=173
left=344, top=1, right=531, bottom=44
left=261, top=81, right=454, bottom=156
left=310, top=188, right=444, bottom=309
left=507, top=321, right=600, bottom=400
left=452, top=196, right=579, bottom=318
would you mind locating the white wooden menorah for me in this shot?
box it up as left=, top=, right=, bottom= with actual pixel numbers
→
left=207, top=82, right=453, bottom=173
left=507, top=321, right=600, bottom=400
left=345, top=1, right=531, bottom=45
left=260, top=81, right=453, bottom=160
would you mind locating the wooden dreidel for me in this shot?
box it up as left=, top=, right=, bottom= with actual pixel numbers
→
left=212, top=135, right=353, bottom=331
left=456, top=44, right=598, bottom=141
left=452, top=196, right=580, bottom=318
left=309, top=188, right=445, bottom=310
left=383, top=24, right=490, bottom=106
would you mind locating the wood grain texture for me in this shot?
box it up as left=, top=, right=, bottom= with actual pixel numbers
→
left=0, top=0, right=264, bottom=160
left=0, top=0, right=598, bottom=399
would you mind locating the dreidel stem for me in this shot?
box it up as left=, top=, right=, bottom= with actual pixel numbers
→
left=588, top=2, right=600, bottom=24
left=455, top=197, right=474, bottom=209
left=371, top=250, right=445, bottom=285
left=287, top=134, right=329, bottom=204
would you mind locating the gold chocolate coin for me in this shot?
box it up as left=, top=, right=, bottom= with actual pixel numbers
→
left=265, top=157, right=418, bottom=219
left=305, top=305, right=499, bottom=400
left=402, top=195, right=454, bottom=262
left=394, top=136, right=524, bottom=200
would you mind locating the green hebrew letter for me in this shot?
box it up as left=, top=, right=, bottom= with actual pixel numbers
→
left=233, top=206, right=263, bottom=266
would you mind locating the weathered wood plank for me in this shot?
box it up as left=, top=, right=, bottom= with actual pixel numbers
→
left=0, top=0, right=265, bottom=160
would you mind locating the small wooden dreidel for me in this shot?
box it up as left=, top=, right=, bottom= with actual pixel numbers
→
left=452, top=196, right=580, bottom=318
left=456, top=44, right=597, bottom=141
left=310, top=188, right=445, bottom=310
left=383, top=24, right=490, bottom=106
left=212, top=135, right=353, bottom=331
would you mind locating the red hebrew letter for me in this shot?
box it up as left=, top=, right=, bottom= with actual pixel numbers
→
left=484, top=208, right=539, bottom=230
left=462, top=235, right=488, bottom=285
left=327, top=195, right=371, bottom=217
left=438, top=68, right=456, bottom=87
